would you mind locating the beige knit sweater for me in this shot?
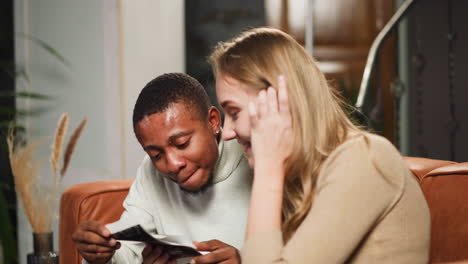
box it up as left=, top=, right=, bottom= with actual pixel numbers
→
left=242, top=133, right=430, bottom=263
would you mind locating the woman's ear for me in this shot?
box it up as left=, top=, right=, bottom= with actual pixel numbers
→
left=207, top=106, right=221, bottom=135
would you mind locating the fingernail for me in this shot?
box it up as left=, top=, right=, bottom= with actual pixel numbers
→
left=102, top=228, right=110, bottom=237
left=190, top=260, right=196, bottom=264
left=109, top=239, right=116, bottom=246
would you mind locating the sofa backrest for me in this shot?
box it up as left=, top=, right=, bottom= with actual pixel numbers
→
left=405, top=157, right=468, bottom=263
left=59, top=179, right=133, bottom=264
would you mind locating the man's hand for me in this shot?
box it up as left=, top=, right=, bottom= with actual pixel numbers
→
left=142, top=244, right=176, bottom=264
left=191, top=240, right=240, bottom=264
left=72, top=221, right=120, bottom=264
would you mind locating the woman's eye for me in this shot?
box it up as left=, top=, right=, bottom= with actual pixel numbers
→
left=230, top=111, right=239, bottom=121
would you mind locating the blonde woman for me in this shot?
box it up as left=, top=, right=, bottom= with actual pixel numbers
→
left=207, top=27, right=430, bottom=263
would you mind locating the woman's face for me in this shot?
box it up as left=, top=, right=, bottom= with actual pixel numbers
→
left=216, top=74, right=258, bottom=167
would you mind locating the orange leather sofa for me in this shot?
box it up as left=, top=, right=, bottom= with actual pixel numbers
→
left=59, top=179, right=133, bottom=264
left=59, top=157, right=468, bottom=264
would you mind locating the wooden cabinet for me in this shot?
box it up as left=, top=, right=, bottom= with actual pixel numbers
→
left=266, top=0, right=396, bottom=141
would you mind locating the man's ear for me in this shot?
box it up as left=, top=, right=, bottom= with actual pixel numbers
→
left=207, top=106, right=221, bottom=134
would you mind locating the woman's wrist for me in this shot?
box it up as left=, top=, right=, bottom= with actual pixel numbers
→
left=253, top=166, right=284, bottom=196
left=247, top=163, right=284, bottom=238
left=254, top=159, right=285, bottom=176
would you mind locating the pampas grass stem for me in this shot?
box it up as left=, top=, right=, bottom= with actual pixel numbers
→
left=7, top=114, right=86, bottom=234
left=60, top=118, right=87, bottom=178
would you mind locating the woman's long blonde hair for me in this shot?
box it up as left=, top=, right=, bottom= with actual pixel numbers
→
left=209, top=27, right=360, bottom=241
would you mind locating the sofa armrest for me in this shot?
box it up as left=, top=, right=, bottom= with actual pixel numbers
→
left=404, top=157, right=468, bottom=263
left=404, top=157, right=456, bottom=181
left=59, top=179, right=133, bottom=264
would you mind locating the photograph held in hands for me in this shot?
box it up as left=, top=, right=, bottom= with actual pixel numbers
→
left=106, top=219, right=208, bottom=262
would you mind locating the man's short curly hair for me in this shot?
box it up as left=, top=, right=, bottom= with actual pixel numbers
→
left=132, top=73, right=211, bottom=128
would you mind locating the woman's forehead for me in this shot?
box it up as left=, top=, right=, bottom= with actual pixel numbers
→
left=217, top=74, right=257, bottom=95
left=216, top=77, right=253, bottom=107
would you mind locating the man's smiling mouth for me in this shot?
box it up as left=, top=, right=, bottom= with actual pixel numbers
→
left=178, top=168, right=198, bottom=184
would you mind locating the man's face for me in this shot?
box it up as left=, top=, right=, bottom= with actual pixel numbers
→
left=135, top=103, right=221, bottom=192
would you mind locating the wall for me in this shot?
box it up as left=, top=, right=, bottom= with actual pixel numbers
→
left=120, top=0, right=185, bottom=179
left=14, top=0, right=184, bottom=262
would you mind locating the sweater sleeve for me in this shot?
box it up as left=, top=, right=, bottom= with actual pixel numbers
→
left=81, top=160, right=151, bottom=264
left=110, top=157, right=159, bottom=263
left=241, top=137, right=404, bottom=263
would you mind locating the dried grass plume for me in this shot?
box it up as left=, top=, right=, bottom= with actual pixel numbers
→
left=7, top=130, right=54, bottom=233
left=60, top=118, right=87, bottom=178
left=50, top=113, right=68, bottom=175
left=7, top=113, right=87, bottom=234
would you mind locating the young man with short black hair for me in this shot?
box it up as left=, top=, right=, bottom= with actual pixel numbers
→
left=73, top=73, right=251, bottom=264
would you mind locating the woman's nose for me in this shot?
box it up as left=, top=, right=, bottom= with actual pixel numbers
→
left=222, top=118, right=237, bottom=141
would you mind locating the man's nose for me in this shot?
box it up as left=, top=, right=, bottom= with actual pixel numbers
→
left=166, top=151, right=186, bottom=175
left=222, top=118, right=237, bottom=141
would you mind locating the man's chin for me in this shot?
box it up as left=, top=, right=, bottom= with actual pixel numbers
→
left=179, top=173, right=214, bottom=195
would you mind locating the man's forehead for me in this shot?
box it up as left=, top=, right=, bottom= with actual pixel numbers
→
left=140, top=104, right=203, bottom=134
left=137, top=111, right=197, bottom=148
left=163, top=104, right=184, bottom=125
left=166, top=102, right=201, bottom=120
left=143, top=103, right=194, bottom=123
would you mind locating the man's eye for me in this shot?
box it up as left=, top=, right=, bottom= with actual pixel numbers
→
left=176, top=140, right=190, bottom=149
left=151, top=153, right=161, bottom=161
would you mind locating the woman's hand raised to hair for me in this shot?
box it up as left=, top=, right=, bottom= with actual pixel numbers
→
left=249, top=75, right=293, bottom=179
left=245, top=75, right=293, bottom=238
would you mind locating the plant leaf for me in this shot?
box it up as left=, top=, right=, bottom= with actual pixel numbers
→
left=0, top=106, right=29, bottom=116
left=16, top=32, right=71, bottom=68
left=0, top=122, right=25, bottom=131
left=0, top=60, right=31, bottom=82
left=15, top=65, right=30, bottom=82
left=0, top=91, right=51, bottom=100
